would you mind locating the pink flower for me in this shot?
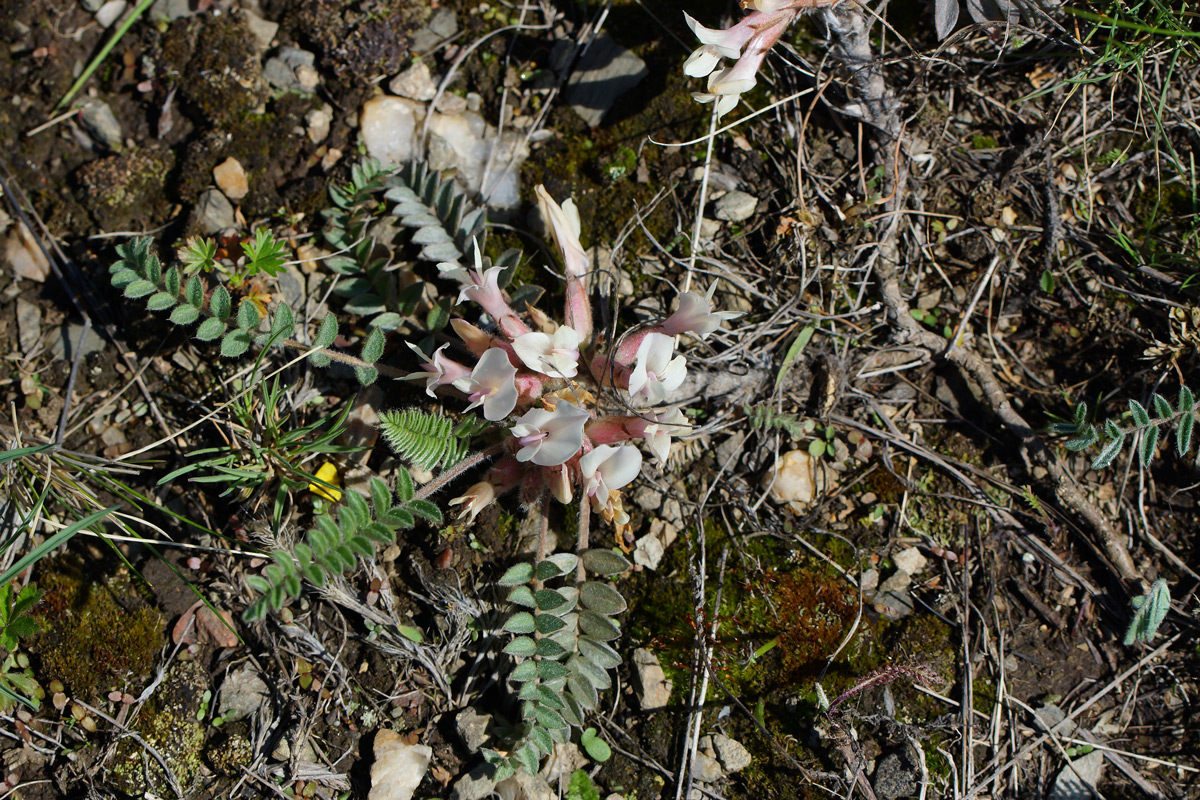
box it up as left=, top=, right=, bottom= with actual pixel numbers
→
left=455, top=242, right=530, bottom=339
left=629, top=333, right=687, bottom=404
left=637, top=408, right=690, bottom=463
left=449, top=481, right=495, bottom=524
left=512, top=325, right=581, bottom=378
left=509, top=402, right=589, bottom=466
left=683, top=7, right=796, bottom=119
left=402, top=342, right=472, bottom=397
left=536, top=185, right=592, bottom=342
left=659, top=283, right=741, bottom=340
left=580, top=445, right=643, bottom=512
left=457, top=347, right=518, bottom=421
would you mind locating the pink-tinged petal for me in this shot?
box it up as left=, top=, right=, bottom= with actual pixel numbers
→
left=512, top=326, right=581, bottom=378
left=684, top=12, right=753, bottom=58
left=684, top=45, right=723, bottom=78
left=462, top=347, right=518, bottom=421
left=536, top=185, right=587, bottom=279
left=401, top=342, right=471, bottom=397
left=510, top=402, right=589, bottom=466
left=451, top=318, right=494, bottom=356
left=660, top=285, right=742, bottom=339
left=580, top=444, right=643, bottom=507
left=549, top=464, right=573, bottom=504
left=449, top=481, right=495, bottom=524
left=629, top=332, right=686, bottom=403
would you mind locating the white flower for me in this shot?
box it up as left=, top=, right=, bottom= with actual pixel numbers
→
left=684, top=45, right=724, bottom=78
left=628, top=333, right=687, bottom=404
left=684, top=13, right=753, bottom=59
left=549, top=464, right=573, bottom=504
left=402, top=342, right=471, bottom=397
left=642, top=408, right=690, bottom=463
left=449, top=481, right=495, bottom=525
left=580, top=445, right=643, bottom=510
left=456, top=347, right=518, bottom=421
left=660, top=283, right=742, bottom=339
left=510, top=402, right=589, bottom=466
left=535, top=185, right=587, bottom=278
left=512, top=325, right=581, bottom=378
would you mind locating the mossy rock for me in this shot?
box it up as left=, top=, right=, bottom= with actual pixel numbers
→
left=107, top=659, right=208, bottom=797
left=177, top=15, right=268, bottom=128
left=73, top=146, right=176, bottom=231
left=34, top=558, right=165, bottom=702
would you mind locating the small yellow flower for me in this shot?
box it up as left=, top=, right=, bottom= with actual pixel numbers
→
left=308, top=462, right=342, bottom=502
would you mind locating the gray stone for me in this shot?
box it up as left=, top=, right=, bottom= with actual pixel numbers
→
left=454, top=707, right=491, bottom=752
left=79, top=0, right=104, bottom=13
left=50, top=322, right=107, bottom=362
left=16, top=298, right=41, bottom=355
left=632, top=485, right=663, bottom=512
left=566, top=34, right=648, bottom=128
left=241, top=10, right=279, bottom=54
left=389, top=61, right=438, bottom=101
left=691, top=751, right=722, bottom=783
left=1050, top=749, right=1105, bottom=800
left=150, top=0, right=195, bottom=20
left=263, top=47, right=317, bottom=92
left=95, top=0, right=127, bottom=28
left=709, top=734, right=751, bottom=773
left=632, top=648, right=672, bottom=710
left=873, top=750, right=920, bottom=800
left=495, top=771, right=553, bottom=800
left=713, top=191, right=758, bottom=223
left=633, top=533, right=665, bottom=571
left=450, top=763, right=496, bottom=800
left=79, top=98, right=122, bottom=150
left=218, top=666, right=268, bottom=723
left=193, top=189, right=235, bottom=234
left=873, top=570, right=915, bottom=618
left=893, top=547, right=927, bottom=576
left=538, top=742, right=586, bottom=784
left=412, top=7, right=458, bottom=53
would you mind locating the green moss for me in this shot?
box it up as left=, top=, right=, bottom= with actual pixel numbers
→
left=108, top=659, right=207, bottom=797
left=74, top=146, right=176, bottom=231
left=34, top=558, right=165, bottom=702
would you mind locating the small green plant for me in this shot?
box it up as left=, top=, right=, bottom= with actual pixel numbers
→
left=567, top=769, right=601, bottom=800
left=179, top=229, right=289, bottom=287
left=0, top=582, right=43, bottom=711
left=242, top=474, right=441, bottom=621
left=1124, top=579, right=1171, bottom=645
left=1051, top=386, right=1195, bottom=470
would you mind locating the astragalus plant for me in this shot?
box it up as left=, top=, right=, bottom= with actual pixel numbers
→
left=390, top=185, right=736, bottom=775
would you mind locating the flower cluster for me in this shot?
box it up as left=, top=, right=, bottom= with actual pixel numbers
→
left=406, top=185, right=739, bottom=529
left=683, top=0, right=839, bottom=118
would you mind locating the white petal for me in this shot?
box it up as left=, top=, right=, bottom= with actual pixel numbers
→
left=512, top=332, right=553, bottom=373
left=599, top=446, right=642, bottom=491
left=684, top=46, right=722, bottom=78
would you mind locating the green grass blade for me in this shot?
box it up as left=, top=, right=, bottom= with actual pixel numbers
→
left=53, top=0, right=157, bottom=112
left=0, top=505, right=119, bottom=586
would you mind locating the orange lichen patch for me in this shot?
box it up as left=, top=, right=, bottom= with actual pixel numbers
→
left=767, top=568, right=858, bottom=683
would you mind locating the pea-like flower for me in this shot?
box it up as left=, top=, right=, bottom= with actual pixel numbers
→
left=660, top=283, right=742, bottom=340
left=510, top=402, right=589, bottom=466
left=402, top=342, right=472, bottom=397
left=639, top=408, right=691, bottom=463
left=580, top=445, right=643, bottom=511
left=629, top=333, right=687, bottom=404
left=458, top=347, right=519, bottom=421
left=512, top=325, right=581, bottom=378
left=449, top=481, right=495, bottom=524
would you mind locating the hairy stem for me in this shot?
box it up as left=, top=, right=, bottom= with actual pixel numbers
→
left=413, top=443, right=504, bottom=502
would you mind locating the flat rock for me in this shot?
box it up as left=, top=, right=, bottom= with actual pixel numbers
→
left=412, top=7, right=458, bottom=53
left=96, top=0, right=127, bottom=28
left=79, top=98, right=123, bottom=150
left=538, top=742, right=586, bottom=784
left=193, top=189, right=235, bottom=234
left=16, top=298, right=41, bottom=354
left=892, top=546, right=927, bottom=576
left=150, top=0, right=196, bottom=20
left=306, top=105, right=333, bottom=144
left=495, top=771, right=553, bottom=800
left=450, top=764, right=496, bottom=800
left=455, top=707, right=491, bottom=752
left=263, top=46, right=317, bottom=92
left=565, top=34, right=648, bottom=127
left=631, top=648, right=672, bottom=710
left=692, top=751, right=722, bottom=783
left=633, top=532, right=665, bottom=570
left=6, top=221, right=51, bottom=282
left=217, top=665, right=268, bottom=722
left=50, top=322, right=106, bottom=361
left=241, top=10, right=279, bottom=54
left=713, top=191, right=758, bottom=223
left=213, top=157, right=248, bottom=201
left=1050, top=749, right=1105, bottom=800
left=369, top=729, right=431, bottom=800
left=709, top=734, right=751, bottom=773
left=389, top=61, right=438, bottom=101
left=360, top=95, right=422, bottom=166
left=763, top=450, right=832, bottom=508
left=874, top=750, right=920, bottom=800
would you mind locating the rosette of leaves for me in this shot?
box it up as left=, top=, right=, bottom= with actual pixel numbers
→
left=1052, top=386, right=1196, bottom=470
left=243, top=475, right=440, bottom=621
left=109, top=237, right=388, bottom=385
left=487, top=548, right=631, bottom=777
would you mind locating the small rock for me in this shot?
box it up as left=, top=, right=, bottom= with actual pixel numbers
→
left=6, top=221, right=51, bottom=282
left=763, top=450, right=832, bottom=508
left=858, top=568, right=880, bottom=595
left=79, top=0, right=104, bottom=11
left=79, top=98, right=123, bottom=150
left=713, top=191, right=758, bottom=223
left=95, top=0, right=127, bottom=28
left=873, top=569, right=915, bottom=618
left=709, top=734, right=751, bottom=773
left=213, top=157, right=248, bottom=201
left=412, top=7, right=458, bottom=53
left=565, top=34, right=648, bottom=127
left=698, top=217, right=721, bottom=239
left=632, top=485, right=663, bottom=511
left=1050, top=749, right=1105, bottom=800
left=892, top=546, right=927, bottom=576
left=632, top=648, right=672, bottom=710
left=51, top=322, right=106, bottom=361
left=360, top=95, right=423, bottom=166
left=217, top=665, right=268, bottom=723
left=878, top=569, right=912, bottom=594
left=263, top=46, right=317, bottom=92
left=369, top=730, right=431, bottom=800
left=16, top=298, right=41, bottom=354
left=874, top=750, right=920, bottom=800
left=306, top=106, right=332, bottom=144
left=389, top=61, right=438, bottom=101
left=295, top=64, right=320, bottom=92
left=455, top=708, right=491, bottom=752
left=450, top=763, right=497, bottom=800
left=691, top=751, right=722, bottom=783
left=495, top=771, right=553, bottom=800
left=150, top=0, right=196, bottom=20
left=539, top=742, right=587, bottom=784
left=241, top=10, right=279, bottom=54
left=192, top=189, right=236, bottom=234
left=633, top=533, right=665, bottom=571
